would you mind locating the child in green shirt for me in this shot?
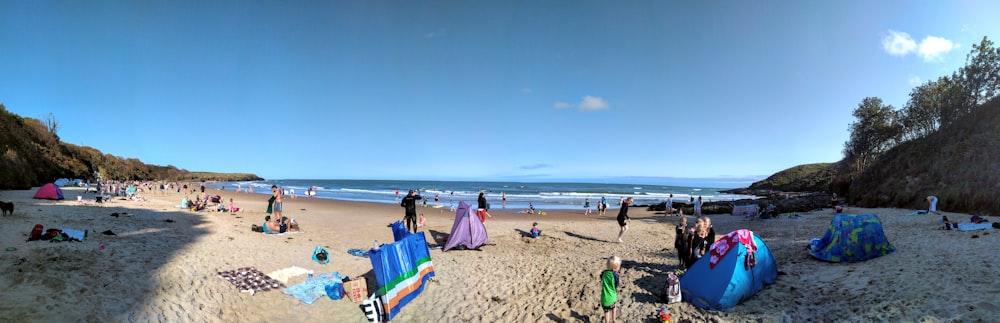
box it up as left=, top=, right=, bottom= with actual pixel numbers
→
left=601, top=256, right=622, bottom=322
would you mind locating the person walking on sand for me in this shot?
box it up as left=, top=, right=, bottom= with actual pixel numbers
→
left=926, top=195, right=940, bottom=214
left=477, top=192, right=491, bottom=222
left=665, top=194, right=674, bottom=216
left=694, top=196, right=703, bottom=216
left=616, top=197, right=633, bottom=243
left=401, top=190, right=422, bottom=233
left=584, top=198, right=592, bottom=215
left=600, top=196, right=608, bottom=215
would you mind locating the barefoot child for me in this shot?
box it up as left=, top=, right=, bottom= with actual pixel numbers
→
left=418, top=213, right=426, bottom=227
left=601, top=256, right=622, bottom=323
left=530, top=222, right=541, bottom=238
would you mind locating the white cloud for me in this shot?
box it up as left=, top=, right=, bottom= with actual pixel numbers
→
left=918, top=36, right=957, bottom=62
left=908, top=75, right=922, bottom=86
left=881, top=30, right=958, bottom=63
left=578, top=95, right=610, bottom=111
left=554, top=95, right=611, bottom=111
left=882, top=30, right=917, bottom=56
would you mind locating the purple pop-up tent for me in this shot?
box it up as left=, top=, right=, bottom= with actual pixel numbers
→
left=443, top=201, right=489, bottom=251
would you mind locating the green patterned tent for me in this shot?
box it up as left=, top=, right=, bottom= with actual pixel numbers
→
left=809, top=213, right=895, bottom=263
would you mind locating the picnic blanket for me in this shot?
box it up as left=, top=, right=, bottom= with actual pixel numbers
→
left=217, top=267, right=284, bottom=295
left=283, top=272, right=342, bottom=304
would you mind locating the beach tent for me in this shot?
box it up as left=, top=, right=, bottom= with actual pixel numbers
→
left=368, top=231, right=436, bottom=321
left=54, top=178, right=70, bottom=187
left=680, top=229, right=778, bottom=311
left=443, top=201, right=489, bottom=251
left=809, top=213, right=895, bottom=263
left=33, top=183, right=65, bottom=200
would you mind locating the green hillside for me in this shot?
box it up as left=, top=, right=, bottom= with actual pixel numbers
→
left=0, top=104, right=262, bottom=190
left=849, top=98, right=1000, bottom=214
left=747, top=163, right=836, bottom=192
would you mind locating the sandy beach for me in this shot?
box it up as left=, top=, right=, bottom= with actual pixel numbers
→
left=1, top=186, right=998, bottom=322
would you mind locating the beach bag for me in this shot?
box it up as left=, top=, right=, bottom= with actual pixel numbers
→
left=662, top=273, right=681, bottom=304
left=29, top=224, right=44, bottom=241
left=326, top=281, right=344, bottom=300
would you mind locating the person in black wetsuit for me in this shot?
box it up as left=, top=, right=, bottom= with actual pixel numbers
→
left=616, top=197, right=633, bottom=243
left=400, top=190, right=423, bottom=233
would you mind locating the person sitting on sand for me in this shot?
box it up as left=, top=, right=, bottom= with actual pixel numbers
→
left=530, top=222, right=541, bottom=238
left=229, top=198, right=241, bottom=212
left=526, top=203, right=536, bottom=214
left=761, top=204, right=778, bottom=218
left=418, top=213, right=426, bottom=227
left=263, top=215, right=291, bottom=233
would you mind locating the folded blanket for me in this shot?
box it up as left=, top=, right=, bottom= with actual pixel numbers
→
left=283, top=272, right=341, bottom=304
left=268, top=266, right=312, bottom=284
left=217, top=267, right=284, bottom=295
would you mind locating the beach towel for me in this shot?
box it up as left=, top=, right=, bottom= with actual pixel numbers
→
left=268, top=266, right=312, bottom=284
left=348, top=249, right=369, bottom=257
left=282, top=272, right=342, bottom=305
left=60, top=228, right=86, bottom=241
left=217, top=267, right=284, bottom=295
left=709, top=229, right=757, bottom=269
left=263, top=231, right=303, bottom=236
left=956, top=223, right=993, bottom=231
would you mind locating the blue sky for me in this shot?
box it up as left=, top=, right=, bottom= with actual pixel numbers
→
left=1, top=1, right=996, bottom=186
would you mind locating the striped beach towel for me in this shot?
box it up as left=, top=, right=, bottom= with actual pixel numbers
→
left=369, top=232, right=436, bottom=321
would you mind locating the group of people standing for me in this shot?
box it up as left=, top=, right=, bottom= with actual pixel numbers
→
left=674, top=215, right=716, bottom=269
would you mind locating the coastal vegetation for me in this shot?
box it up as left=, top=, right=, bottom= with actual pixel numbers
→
left=746, top=163, right=836, bottom=193
left=745, top=36, right=1000, bottom=214
left=0, top=104, right=262, bottom=190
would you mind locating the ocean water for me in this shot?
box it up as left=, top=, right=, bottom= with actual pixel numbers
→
left=205, top=179, right=755, bottom=211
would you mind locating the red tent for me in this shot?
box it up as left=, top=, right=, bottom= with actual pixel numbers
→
left=33, top=183, right=65, bottom=200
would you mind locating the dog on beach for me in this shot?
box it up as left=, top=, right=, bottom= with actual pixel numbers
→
left=0, top=201, right=13, bottom=216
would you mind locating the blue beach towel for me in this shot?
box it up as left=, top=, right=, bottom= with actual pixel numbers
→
left=282, top=272, right=341, bottom=304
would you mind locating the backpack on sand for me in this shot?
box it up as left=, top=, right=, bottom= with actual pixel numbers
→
left=28, top=224, right=44, bottom=241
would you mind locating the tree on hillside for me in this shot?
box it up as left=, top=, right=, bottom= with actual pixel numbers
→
left=900, top=80, right=942, bottom=140
left=960, top=36, right=1000, bottom=107
left=900, top=74, right=971, bottom=140
left=843, top=97, right=901, bottom=178
left=43, top=112, right=59, bottom=137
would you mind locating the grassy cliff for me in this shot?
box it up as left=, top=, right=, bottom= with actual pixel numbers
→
left=849, top=98, right=1000, bottom=214
left=0, top=104, right=262, bottom=190
left=747, top=163, right=836, bottom=193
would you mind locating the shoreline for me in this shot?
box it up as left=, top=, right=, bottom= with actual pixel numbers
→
left=1, top=185, right=998, bottom=321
